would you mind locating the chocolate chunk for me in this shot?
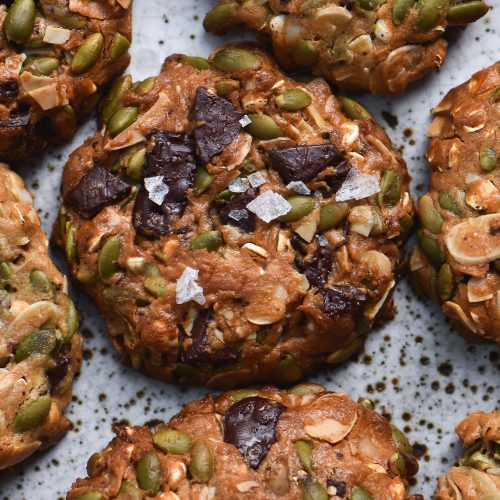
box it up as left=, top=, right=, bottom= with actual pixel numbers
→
left=220, top=189, right=257, bottom=233
left=327, top=480, right=346, bottom=497
left=224, top=396, right=285, bottom=469
left=133, top=131, right=197, bottom=237
left=183, top=309, right=239, bottom=366
left=65, top=165, right=131, bottom=218
left=268, top=144, right=346, bottom=184
left=320, top=285, right=367, bottom=317
left=0, top=78, right=19, bottom=100
left=305, top=237, right=332, bottom=288
left=324, top=160, right=352, bottom=191
left=47, top=345, right=71, bottom=393
left=194, top=87, right=243, bottom=163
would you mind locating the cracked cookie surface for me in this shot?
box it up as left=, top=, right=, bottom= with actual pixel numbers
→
left=67, top=385, right=421, bottom=500
left=53, top=45, right=414, bottom=389
left=0, top=163, right=81, bottom=468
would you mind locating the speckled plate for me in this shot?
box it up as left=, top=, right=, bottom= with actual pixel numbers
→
left=1, top=1, right=499, bottom=498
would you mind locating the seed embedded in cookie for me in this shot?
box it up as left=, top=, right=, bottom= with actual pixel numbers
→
left=410, top=62, right=499, bottom=343
left=0, top=0, right=132, bottom=162
left=66, top=386, right=421, bottom=499
left=203, top=0, right=489, bottom=95
left=53, top=44, right=414, bottom=388
left=0, top=163, right=81, bottom=469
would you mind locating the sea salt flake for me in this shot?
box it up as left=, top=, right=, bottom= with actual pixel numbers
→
left=239, top=115, right=252, bottom=127
left=228, top=209, right=249, bottom=221
left=286, top=181, right=310, bottom=195
left=144, top=176, right=169, bottom=205
left=335, top=168, right=380, bottom=202
left=247, top=171, right=267, bottom=188
left=246, top=190, right=291, bottom=223
left=176, top=267, right=206, bottom=305
left=228, top=178, right=249, bottom=193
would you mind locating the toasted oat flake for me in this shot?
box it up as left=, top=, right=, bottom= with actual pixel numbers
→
left=247, top=171, right=267, bottom=188
left=144, top=176, right=169, bottom=205
left=286, top=181, right=311, bottom=195
left=246, top=190, right=291, bottom=223
left=336, top=168, right=380, bottom=202
left=176, top=267, right=206, bottom=306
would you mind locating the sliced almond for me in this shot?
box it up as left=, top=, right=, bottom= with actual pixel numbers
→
left=294, top=217, right=317, bottom=243
left=242, top=243, right=268, bottom=258
left=305, top=414, right=357, bottom=444
left=365, top=280, right=395, bottom=320
left=467, top=277, right=494, bottom=303
left=43, top=26, right=71, bottom=45
left=465, top=179, right=500, bottom=212
left=236, top=481, right=259, bottom=493
left=443, top=301, right=477, bottom=333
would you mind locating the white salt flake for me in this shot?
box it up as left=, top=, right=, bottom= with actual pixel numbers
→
left=239, top=115, right=252, bottom=127
left=176, top=267, right=206, bottom=305
left=246, top=190, right=291, bottom=223
left=286, top=181, right=310, bottom=195
left=228, top=209, right=249, bottom=221
left=335, top=168, right=380, bottom=202
left=228, top=177, right=248, bottom=193
left=144, top=176, right=169, bottom=205
left=247, top=171, right=267, bottom=188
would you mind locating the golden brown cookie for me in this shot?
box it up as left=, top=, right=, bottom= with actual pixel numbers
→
left=0, top=163, right=81, bottom=468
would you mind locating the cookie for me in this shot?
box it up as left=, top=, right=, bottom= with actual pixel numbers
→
left=0, top=163, right=81, bottom=469
left=53, top=44, right=414, bottom=389
left=435, top=409, right=500, bottom=499
left=0, top=0, right=131, bottom=162
left=410, top=63, right=499, bottom=343
left=67, top=385, right=421, bottom=499
left=203, top=0, right=489, bottom=94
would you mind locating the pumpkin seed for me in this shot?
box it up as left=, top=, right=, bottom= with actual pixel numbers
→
left=176, top=362, right=203, bottom=384
left=447, top=0, right=489, bottom=22
left=29, top=270, right=55, bottom=296
left=417, top=230, right=445, bottom=264
left=107, top=106, right=139, bottom=137
left=245, top=114, right=283, bottom=140
left=5, top=0, right=35, bottom=44
left=24, top=57, right=59, bottom=76
left=117, top=481, right=140, bottom=500
left=357, top=0, right=381, bottom=10
left=79, top=90, right=102, bottom=118
left=153, top=427, right=191, bottom=455
left=212, top=47, right=262, bottom=73
left=181, top=56, right=211, bottom=70
left=215, top=79, right=240, bottom=96
left=53, top=7, right=86, bottom=29
left=292, top=40, right=319, bottom=67
left=359, top=398, right=375, bottom=410
left=288, top=383, right=325, bottom=396
left=224, top=389, right=260, bottom=401
left=102, top=75, right=133, bottom=124
left=438, top=192, right=461, bottom=215
left=389, top=452, right=419, bottom=477
left=76, top=492, right=103, bottom=500
left=72, top=33, right=104, bottom=74
left=13, top=395, right=52, bottom=433
left=144, top=276, right=168, bottom=298
left=136, top=451, right=161, bottom=495
left=66, top=299, right=78, bottom=341
left=337, top=96, right=371, bottom=120
left=275, top=89, right=312, bottom=111
left=194, top=166, right=214, bottom=193
left=98, top=235, right=122, bottom=280
left=399, top=214, right=414, bottom=241
left=479, top=147, right=498, bottom=172
left=300, top=0, right=328, bottom=13
left=414, top=0, right=449, bottom=32
left=76, top=269, right=98, bottom=285
left=352, top=486, right=373, bottom=500
left=0, top=262, right=12, bottom=280
left=189, top=440, right=214, bottom=483
left=493, top=87, right=500, bottom=103
left=392, top=0, right=417, bottom=23
left=437, top=263, right=455, bottom=301
left=294, top=440, right=314, bottom=474
left=204, top=3, right=238, bottom=33
left=190, top=231, right=223, bottom=252
left=110, top=33, right=130, bottom=61
left=326, top=337, right=363, bottom=364
left=419, top=194, right=443, bottom=233
left=277, top=354, right=303, bottom=383
left=279, top=195, right=314, bottom=223
left=302, top=478, right=328, bottom=500
left=126, top=148, right=146, bottom=181
left=135, top=77, right=156, bottom=94
left=15, top=328, right=56, bottom=362
left=378, top=170, right=403, bottom=207
left=390, top=424, right=413, bottom=453
left=65, top=223, right=78, bottom=264
left=86, top=452, right=105, bottom=477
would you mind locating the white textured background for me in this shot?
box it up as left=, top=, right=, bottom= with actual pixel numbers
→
left=1, top=1, right=499, bottom=498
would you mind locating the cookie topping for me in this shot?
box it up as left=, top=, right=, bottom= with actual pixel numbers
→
left=321, top=286, right=367, bottom=317
left=65, top=166, right=131, bottom=218
left=336, top=169, right=380, bottom=202
left=228, top=178, right=248, bottom=193
left=224, top=396, right=285, bottom=469
left=194, top=87, right=243, bottom=163
left=246, top=190, right=291, bottom=223
left=268, top=144, right=346, bottom=183
left=176, top=267, right=206, bottom=305
left=247, top=172, right=267, bottom=188
left=287, top=181, right=311, bottom=195
left=305, top=241, right=333, bottom=288
left=144, top=176, right=169, bottom=205
left=220, top=189, right=257, bottom=232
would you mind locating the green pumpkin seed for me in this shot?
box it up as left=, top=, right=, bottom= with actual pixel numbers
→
left=212, top=47, right=262, bottom=73
left=79, top=90, right=102, bottom=118
left=117, top=481, right=140, bottom=500
left=389, top=452, right=419, bottom=477
left=294, top=440, right=314, bottom=474
left=53, top=9, right=86, bottom=29
left=278, top=195, right=314, bottom=223
left=13, top=395, right=52, bottom=433
left=224, top=389, right=260, bottom=401
left=302, top=478, right=328, bottom=500
left=176, top=362, right=203, bottom=384
left=378, top=170, right=403, bottom=208
left=15, top=328, right=56, bottom=362
left=136, top=451, right=161, bottom=495
left=419, top=194, right=443, bottom=233
left=447, top=0, right=489, bottom=23
left=0, top=262, right=12, bottom=280
left=292, top=40, right=319, bottom=67
left=24, top=57, right=59, bottom=76
left=98, top=235, right=122, bottom=280
left=215, top=79, right=240, bottom=96
left=189, top=440, right=214, bottom=483
left=301, top=0, right=328, bottom=14
left=66, top=299, right=78, bottom=341
left=86, top=452, right=105, bottom=477
left=190, top=231, right=223, bottom=252
left=65, top=223, right=78, bottom=264
left=72, top=32, right=104, bottom=74
left=414, top=0, right=449, bottom=31
left=5, top=0, right=36, bottom=44
left=359, top=398, right=375, bottom=410
left=144, top=276, right=168, bottom=298
left=326, top=337, right=363, bottom=364
left=493, top=87, right=500, bottom=103
left=110, top=33, right=130, bottom=61
left=135, top=77, right=156, bottom=94
left=479, top=147, right=498, bottom=172
left=392, top=0, right=417, bottom=23
left=108, top=106, right=139, bottom=137
left=352, top=486, right=373, bottom=500
left=390, top=424, right=413, bottom=453
left=399, top=214, right=414, bottom=241
left=126, top=148, right=146, bottom=181
left=417, top=230, right=445, bottom=264
left=337, top=96, right=371, bottom=120
left=153, top=427, right=191, bottom=455
left=278, top=355, right=303, bottom=383
left=437, top=263, right=455, bottom=301
left=275, top=89, right=312, bottom=111
left=102, top=75, right=133, bottom=124
left=194, top=166, right=214, bottom=193
left=29, top=270, right=55, bottom=296
left=356, top=0, right=381, bottom=10
left=76, top=492, right=103, bottom=500
left=204, top=3, right=238, bottom=33
left=288, top=383, right=325, bottom=396
left=181, top=56, right=211, bottom=70
left=245, top=114, right=283, bottom=140
left=76, top=269, right=98, bottom=285
left=438, top=192, right=461, bottom=215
